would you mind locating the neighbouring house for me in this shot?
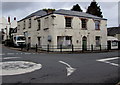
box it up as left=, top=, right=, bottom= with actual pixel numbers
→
left=16, top=9, right=107, bottom=51
left=0, top=17, right=17, bottom=42
left=0, top=17, right=8, bottom=42
left=107, top=27, right=120, bottom=49
left=107, top=27, right=120, bottom=41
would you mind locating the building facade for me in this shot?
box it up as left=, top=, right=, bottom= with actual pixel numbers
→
left=16, top=9, right=107, bottom=51
left=108, top=27, right=120, bottom=41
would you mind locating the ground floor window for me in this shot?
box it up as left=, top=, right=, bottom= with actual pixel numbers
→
left=57, top=36, right=72, bottom=48
left=28, top=37, right=31, bottom=44
left=37, top=37, right=41, bottom=46
left=95, top=36, right=101, bottom=47
left=112, top=41, right=118, bottom=46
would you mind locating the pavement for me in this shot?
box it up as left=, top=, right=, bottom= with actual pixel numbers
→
left=0, top=45, right=120, bottom=85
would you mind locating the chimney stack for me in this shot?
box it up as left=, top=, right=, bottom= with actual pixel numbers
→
left=8, top=16, right=10, bottom=23
left=14, top=17, right=16, bottom=20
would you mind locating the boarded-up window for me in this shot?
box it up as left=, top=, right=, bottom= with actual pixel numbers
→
left=57, top=36, right=72, bottom=48
left=96, top=36, right=101, bottom=47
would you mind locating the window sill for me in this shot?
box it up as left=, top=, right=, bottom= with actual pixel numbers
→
left=44, top=28, right=49, bottom=30
left=37, top=29, right=40, bottom=31
left=95, top=29, right=100, bottom=30
left=65, top=27, right=72, bottom=29
left=81, top=28, right=87, bottom=30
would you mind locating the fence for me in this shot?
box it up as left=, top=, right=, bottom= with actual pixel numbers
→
left=20, top=44, right=120, bottom=53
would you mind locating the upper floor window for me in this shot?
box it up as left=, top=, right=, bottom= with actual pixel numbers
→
left=37, top=19, right=41, bottom=31
left=81, top=19, right=87, bottom=30
left=29, top=18, right=31, bottom=28
left=95, top=20, right=100, bottom=30
left=65, top=17, right=72, bottom=28
left=23, top=20, right=25, bottom=29
left=44, top=17, right=49, bottom=30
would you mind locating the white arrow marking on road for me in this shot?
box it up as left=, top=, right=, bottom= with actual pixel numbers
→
left=59, top=61, right=76, bottom=76
left=97, top=57, right=119, bottom=67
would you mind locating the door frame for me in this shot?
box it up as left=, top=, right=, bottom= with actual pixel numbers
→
left=82, top=36, right=87, bottom=51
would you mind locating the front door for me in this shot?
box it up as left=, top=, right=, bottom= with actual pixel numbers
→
left=82, top=36, right=87, bottom=51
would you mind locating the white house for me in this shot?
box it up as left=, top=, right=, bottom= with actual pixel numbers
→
left=17, top=9, right=107, bottom=51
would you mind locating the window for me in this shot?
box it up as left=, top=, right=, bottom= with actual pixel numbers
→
left=16, top=36, right=26, bottom=41
left=44, top=17, right=49, bottom=30
left=96, top=36, right=101, bottom=47
left=112, top=41, right=118, bottom=46
left=29, top=18, right=31, bottom=28
left=65, top=17, right=72, bottom=28
left=57, top=36, right=72, bottom=48
left=81, top=19, right=87, bottom=29
left=37, top=20, right=41, bottom=31
left=28, top=37, right=31, bottom=45
left=37, top=37, right=41, bottom=46
left=23, top=20, right=25, bottom=29
left=95, top=21, right=100, bottom=30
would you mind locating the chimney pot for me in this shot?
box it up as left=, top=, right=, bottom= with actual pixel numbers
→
left=8, top=16, right=10, bottom=22
left=14, top=17, right=16, bottom=20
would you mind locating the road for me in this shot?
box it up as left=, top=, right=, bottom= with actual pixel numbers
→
left=1, top=45, right=120, bottom=85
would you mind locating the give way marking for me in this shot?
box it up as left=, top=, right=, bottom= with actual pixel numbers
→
left=59, top=61, right=76, bottom=76
left=97, top=57, right=119, bottom=67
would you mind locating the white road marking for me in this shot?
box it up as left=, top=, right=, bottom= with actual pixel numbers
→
left=24, top=53, right=31, bottom=55
left=3, top=57, right=20, bottom=60
left=59, top=61, right=76, bottom=76
left=0, top=54, right=5, bottom=56
left=16, top=53, right=18, bottom=55
left=0, top=57, right=20, bottom=60
left=97, top=57, right=119, bottom=67
left=0, top=61, right=42, bottom=76
left=97, top=57, right=119, bottom=62
left=7, top=53, right=15, bottom=55
left=2, top=52, right=34, bottom=55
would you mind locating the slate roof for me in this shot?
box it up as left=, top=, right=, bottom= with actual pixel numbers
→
left=53, top=9, right=107, bottom=20
left=18, top=10, right=47, bottom=22
left=19, top=9, right=107, bottom=22
left=107, top=27, right=120, bottom=36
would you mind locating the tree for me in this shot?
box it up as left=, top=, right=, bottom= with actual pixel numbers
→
left=86, top=1, right=103, bottom=18
left=71, top=4, right=83, bottom=12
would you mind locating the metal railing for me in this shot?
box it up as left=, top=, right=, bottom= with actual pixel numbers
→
left=20, top=44, right=120, bottom=53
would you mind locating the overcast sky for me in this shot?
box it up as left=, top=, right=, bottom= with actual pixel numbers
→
left=1, top=0, right=120, bottom=27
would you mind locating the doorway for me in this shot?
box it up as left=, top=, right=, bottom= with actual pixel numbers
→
left=82, top=36, right=87, bottom=51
